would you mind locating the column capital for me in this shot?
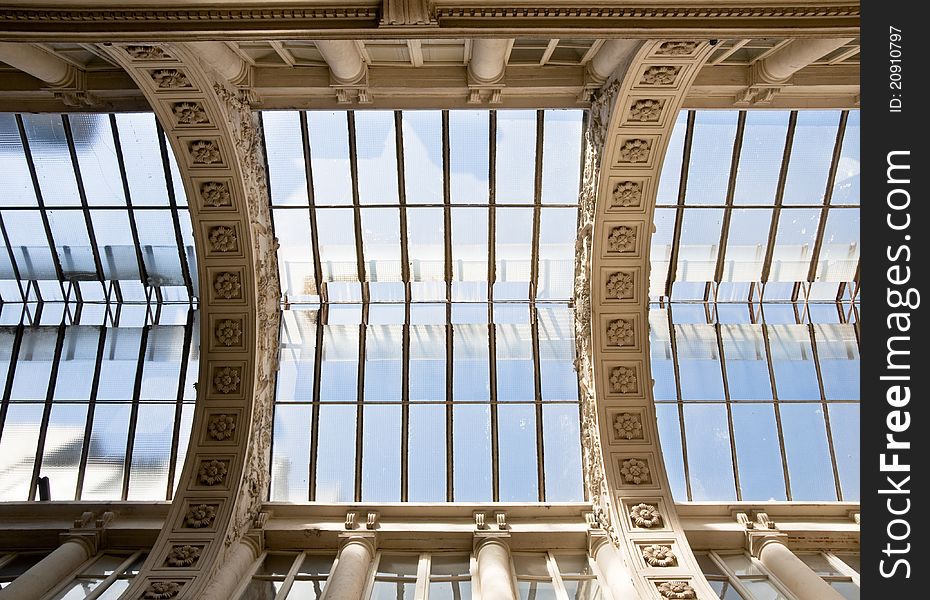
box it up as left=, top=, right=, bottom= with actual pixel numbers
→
left=59, top=532, right=99, bottom=558
left=339, top=531, right=378, bottom=555
left=587, top=529, right=611, bottom=556
left=473, top=531, right=511, bottom=553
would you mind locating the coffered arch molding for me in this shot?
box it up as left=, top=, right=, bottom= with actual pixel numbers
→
left=577, top=40, right=718, bottom=598
left=97, top=43, right=280, bottom=600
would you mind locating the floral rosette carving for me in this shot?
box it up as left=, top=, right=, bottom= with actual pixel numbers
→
left=620, top=458, right=651, bottom=484
left=629, top=503, right=663, bottom=528
left=215, top=319, right=242, bottom=347
left=606, top=272, right=634, bottom=299
left=198, top=459, right=228, bottom=486
left=213, top=272, right=241, bottom=299
left=184, top=504, right=217, bottom=528
left=151, top=69, right=190, bottom=89
left=643, top=544, right=677, bottom=567
left=125, top=45, right=169, bottom=60
left=629, top=99, right=663, bottom=122
left=208, top=413, right=237, bottom=441
left=190, top=140, right=222, bottom=165
left=173, top=101, right=209, bottom=125
left=200, top=181, right=231, bottom=207
left=614, top=413, right=643, bottom=440
left=641, top=66, right=680, bottom=85
left=657, top=581, right=697, bottom=599
left=213, top=367, right=241, bottom=394
left=607, top=226, right=636, bottom=253
left=606, top=319, right=635, bottom=347
left=208, top=225, right=238, bottom=252
left=618, top=138, right=651, bottom=163
left=657, top=41, right=698, bottom=55
left=167, top=544, right=202, bottom=567
left=612, top=181, right=642, bottom=207
left=144, top=581, right=181, bottom=599
left=609, top=366, right=638, bottom=394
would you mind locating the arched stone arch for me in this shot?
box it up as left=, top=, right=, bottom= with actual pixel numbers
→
left=577, top=40, right=718, bottom=598
left=98, top=43, right=280, bottom=600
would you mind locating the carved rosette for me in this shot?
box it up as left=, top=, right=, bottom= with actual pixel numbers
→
left=197, top=460, right=228, bottom=486
left=208, top=413, right=237, bottom=441
left=144, top=581, right=182, bottom=599
left=606, top=271, right=634, bottom=299
left=125, top=45, right=171, bottom=60
left=214, top=319, right=242, bottom=347
left=213, top=272, right=242, bottom=299
left=614, top=412, right=643, bottom=440
left=607, top=226, right=636, bottom=253
left=629, top=503, right=663, bottom=528
left=641, top=66, right=681, bottom=86
left=656, top=41, right=699, bottom=55
left=167, top=545, right=203, bottom=568
left=200, top=181, right=232, bottom=208
left=620, top=458, right=651, bottom=485
left=617, top=138, right=652, bottom=163
left=612, top=181, right=642, bottom=207
left=609, top=366, right=638, bottom=394
left=173, top=102, right=209, bottom=125
left=642, top=544, right=677, bottom=567
left=184, top=504, right=217, bottom=529
left=208, top=226, right=238, bottom=253
left=151, top=69, right=191, bottom=89
left=212, top=367, right=241, bottom=394
left=656, top=581, right=697, bottom=599
left=606, top=319, right=635, bottom=347
left=189, top=140, right=222, bottom=165
left=629, top=99, right=664, bottom=122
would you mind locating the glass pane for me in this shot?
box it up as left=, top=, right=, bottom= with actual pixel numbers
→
left=377, top=554, right=419, bottom=577
left=814, top=324, right=859, bottom=400
left=0, top=404, right=43, bottom=500
left=718, top=554, right=764, bottom=576
left=513, top=554, right=550, bottom=577
left=70, top=113, right=125, bottom=206
left=315, top=404, right=356, bottom=502
left=731, top=404, right=787, bottom=501
left=371, top=581, right=416, bottom=600
left=830, top=581, right=859, bottom=600
left=10, top=327, right=58, bottom=401
left=495, top=207, right=533, bottom=300
left=676, top=324, right=725, bottom=400
left=517, top=581, right=558, bottom=600
left=319, top=324, right=359, bottom=402
left=407, top=208, right=445, bottom=284
left=722, top=208, right=772, bottom=282
left=431, top=555, right=470, bottom=577
left=815, top=209, right=859, bottom=282
left=287, top=579, right=326, bottom=600
left=767, top=325, right=820, bottom=400
left=781, top=404, right=837, bottom=500
left=829, top=403, right=859, bottom=501
left=562, top=579, right=602, bottom=600
left=498, top=404, right=538, bottom=501
left=39, top=403, right=87, bottom=501
left=271, top=404, right=313, bottom=501
left=299, top=554, right=336, bottom=576
left=276, top=309, right=318, bottom=402
left=139, top=325, right=184, bottom=400
left=114, top=113, right=169, bottom=206
left=831, top=111, right=859, bottom=204
left=783, top=111, right=840, bottom=205
left=734, top=111, right=790, bottom=205
left=408, top=404, right=446, bottom=502
left=650, top=207, right=675, bottom=297
left=684, top=111, right=738, bottom=205
left=449, top=111, right=489, bottom=205
left=256, top=553, right=299, bottom=576
left=82, top=403, right=130, bottom=500
left=307, top=111, right=352, bottom=205
left=537, top=306, right=577, bottom=402
left=96, top=580, right=131, bottom=600
left=316, top=208, right=358, bottom=282
left=656, top=112, right=687, bottom=204
left=537, top=207, right=576, bottom=300
left=402, top=111, right=443, bottom=205
left=48, top=210, right=97, bottom=279
left=362, top=404, right=401, bottom=501
left=450, top=207, right=488, bottom=300
left=264, top=111, right=309, bottom=205
left=134, top=209, right=184, bottom=286
left=241, top=580, right=285, bottom=599
left=3, top=210, right=57, bottom=280
left=364, top=324, right=403, bottom=402
left=96, top=327, right=142, bottom=401
left=273, top=208, right=316, bottom=301
left=49, top=579, right=104, bottom=600
left=769, top=208, right=820, bottom=282
left=356, top=111, right=399, bottom=205
left=452, top=324, right=489, bottom=401
left=409, top=324, right=446, bottom=401
left=428, top=581, right=472, bottom=600
left=655, top=404, right=687, bottom=501
left=90, top=210, right=140, bottom=281
left=0, top=113, right=38, bottom=206
left=495, top=110, right=536, bottom=204
left=541, top=111, right=582, bottom=204
left=453, top=404, right=491, bottom=501
left=20, top=113, right=81, bottom=207
left=739, top=579, right=789, bottom=600
left=553, top=555, right=593, bottom=576
left=496, top=321, right=534, bottom=402
left=684, top=403, right=736, bottom=500
left=835, top=554, right=860, bottom=574
left=709, top=580, right=748, bottom=600
left=127, top=403, right=174, bottom=500
left=542, top=404, right=583, bottom=502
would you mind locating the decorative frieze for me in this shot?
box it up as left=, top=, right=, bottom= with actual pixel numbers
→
left=172, top=101, right=209, bottom=126
left=614, top=412, right=644, bottom=440
left=617, top=138, right=652, bottom=163
left=212, top=366, right=241, bottom=394
left=619, top=457, right=652, bottom=485
left=656, top=581, right=697, bottom=599
left=150, top=69, right=191, bottom=89
left=629, top=503, right=663, bottom=528
left=642, top=544, right=677, bottom=567
left=605, top=318, right=635, bottom=347
left=197, top=459, right=229, bottom=486
left=608, top=365, right=638, bottom=394
left=166, top=545, right=203, bottom=568
left=208, top=413, right=237, bottom=441
left=656, top=41, right=699, bottom=56
left=640, top=65, right=681, bottom=86
left=605, top=271, right=634, bottom=300
left=183, top=504, right=217, bottom=529
left=611, top=181, right=643, bottom=208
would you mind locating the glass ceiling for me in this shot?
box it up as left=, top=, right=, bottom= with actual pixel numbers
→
left=263, top=109, right=585, bottom=502
left=652, top=109, right=860, bottom=503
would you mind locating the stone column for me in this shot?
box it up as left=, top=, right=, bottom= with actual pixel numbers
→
left=323, top=533, right=376, bottom=600
left=756, top=539, right=845, bottom=600
left=475, top=535, right=517, bottom=600
left=314, top=40, right=367, bottom=84
left=591, top=535, right=638, bottom=600
left=0, top=42, right=74, bottom=86
left=0, top=535, right=96, bottom=600
left=588, top=40, right=641, bottom=82
left=189, top=42, right=248, bottom=84
left=757, top=38, right=854, bottom=82
left=199, top=537, right=262, bottom=600
left=468, top=39, right=510, bottom=84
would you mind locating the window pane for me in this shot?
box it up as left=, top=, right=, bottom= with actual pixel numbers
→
left=542, top=111, right=582, bottom=204
left=829, top=403, right=859, bottom=501
left=315, top=405, right=356, bottom=502
left=264, top=111, right=309, bottom=206
left=82, top=403, right=130, bottom=500
left=362, top=404, right=401, bottom=501
left=684, top=111, right=738, bottom=205
left=127, top=403, right=174, bottom=500
left=731, top=404, right=787, bottom=501
left=20, top=113, right=80, bottom=207
left=453, top=404, right=491, bottom=501
left=542, top=404, right=583, bottom=502
left=498, top=404, right=538, bottom=501
left=655, top=404, right=687, bottom=501
left=402, top=111, right=443, bottom=205
left=722, top=324, right=773, bottom=401
left=734, top=111, right=790, bottom=205
left=271, top=404, right=312, bottom=501
left=408, top=404, right=446, bottom=502
left=307, top=112, right=352, bottom=206
left=114, top=113, right=169, bottom=206
left=814, top=208, right=859, bottom=283
left=769, top=207, right=820, bottom=283
left=676, top=324, right=725, bottom=401
left=781, top=404, right=837, bottom=500
left=683, top=404, right=736, bottom=500
left=0, top=113, right=38, bottom=206
left=449, top=111, right=489, bottom=205
left=831, top=111, right=859, bottom=204
left=783, top=111, right=840, bottom=205
left=656, top=112, right=687, bottom=204
left=39, top=403, right=87, bottom=501
left=496, top=110, right=536, bottom=204
left=722, top=208, right=772, bottom=282
left=0, top=404, right=43, bottom=500
left=767, top=325, right=820, bottom=400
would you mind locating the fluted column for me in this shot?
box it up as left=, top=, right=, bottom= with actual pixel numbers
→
left=756, top=539, right=844, bottom=600
left=591, top=536, right=638, bottom=600
left=0, top=535, right=96, bottom=600
left=323, top=533, right=376, bottom=600
left=757, top=38, right=854, bottom=82
left=475, top=535, right=517, bottom=600
left=0, top=42, right=76, bottom=86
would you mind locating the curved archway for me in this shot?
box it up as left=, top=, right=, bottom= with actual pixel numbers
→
left=577, top=40, right=718, bottom=598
